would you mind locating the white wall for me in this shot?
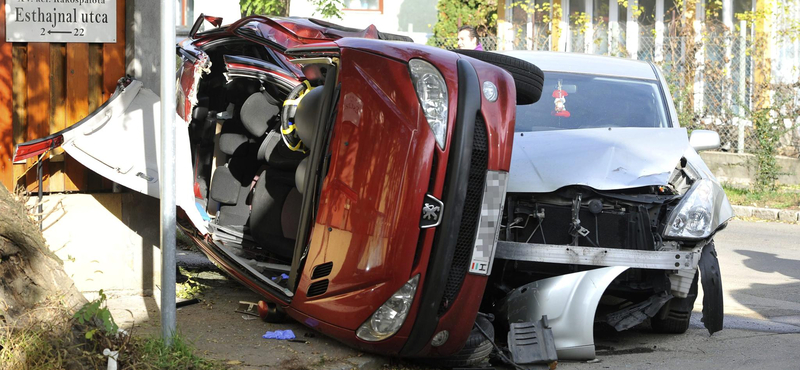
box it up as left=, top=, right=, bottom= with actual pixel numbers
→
left=289, top=0, right=437, bottom=43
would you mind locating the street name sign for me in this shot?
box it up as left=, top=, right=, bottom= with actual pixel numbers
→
left=5, top=0, right=117, bottom=43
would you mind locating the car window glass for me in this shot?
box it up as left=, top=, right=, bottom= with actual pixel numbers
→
left=515, top=72, right=670, bottom=132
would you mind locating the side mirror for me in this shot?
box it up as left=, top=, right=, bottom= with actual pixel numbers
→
left=689, top=130, right=720, bottom=152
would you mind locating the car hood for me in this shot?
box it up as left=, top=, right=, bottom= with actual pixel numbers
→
left=508, top=127, right=691, bottom=193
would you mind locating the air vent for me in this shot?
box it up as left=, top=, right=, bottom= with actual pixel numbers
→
left=311, top=262, right=334, bottom=279
left=307, top=279, right=329, bottom=297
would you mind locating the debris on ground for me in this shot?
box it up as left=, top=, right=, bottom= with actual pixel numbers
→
left=263, top=329, right=296, bottom=340
left=235, top=301, right=260, bottom=316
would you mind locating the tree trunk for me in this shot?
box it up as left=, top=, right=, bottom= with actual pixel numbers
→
left=0, top=185, right=86, bottom=327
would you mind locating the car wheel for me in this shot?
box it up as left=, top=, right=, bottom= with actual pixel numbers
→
left=432, top=315, right=494, bottom=368
left=651, top=270, right=699, bottom=334
left=452, top=49, right=545, bottom=105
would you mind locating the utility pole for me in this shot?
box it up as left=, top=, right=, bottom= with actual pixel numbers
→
left=159, top=0, right=177, bottom=347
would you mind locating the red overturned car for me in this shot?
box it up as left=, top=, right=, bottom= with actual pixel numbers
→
left=14, top=16, right=544, bottom=365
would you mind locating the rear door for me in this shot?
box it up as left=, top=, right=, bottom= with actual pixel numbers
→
left=13, top=79, right=208, bottom=234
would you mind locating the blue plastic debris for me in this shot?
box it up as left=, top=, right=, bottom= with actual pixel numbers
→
left=195, top=202, right=211, bottom=221
left=262, top=330, right=296, bottom=340
left=281, top=273, right=289, bottom=280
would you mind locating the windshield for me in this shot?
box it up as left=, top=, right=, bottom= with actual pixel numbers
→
left=515, top=72, right=671, bottom=132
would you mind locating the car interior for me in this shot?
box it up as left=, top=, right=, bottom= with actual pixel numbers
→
left=185, top=40, right=329, bottom=291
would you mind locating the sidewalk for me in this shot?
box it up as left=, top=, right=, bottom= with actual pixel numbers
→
left=731, top=205, right=800, bottom=222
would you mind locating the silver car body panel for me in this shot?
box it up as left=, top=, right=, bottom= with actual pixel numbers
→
left=502, top=50, right=657, bottom=81
left=498, top=266, right=630, bottom=360
left=495, top=52, right=734, bottom=357
left=508, top=127, right=690, bottom=193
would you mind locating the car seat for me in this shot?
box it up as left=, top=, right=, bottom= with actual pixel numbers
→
left=209, top=91, right=281, bottom=226
left=248, top=86, right=324, bottom=259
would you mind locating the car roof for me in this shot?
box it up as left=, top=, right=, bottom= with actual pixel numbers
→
left=500, top=51, right=658, bottom=80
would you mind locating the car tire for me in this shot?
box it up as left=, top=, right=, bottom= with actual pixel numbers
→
left=434, top=315, right=494, bottom=368
left=452, top=49, right=544, bottom=105
left=651, top=271, right=699, bottom=334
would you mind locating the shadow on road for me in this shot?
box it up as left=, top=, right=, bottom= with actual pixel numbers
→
left=728, top=249, right=800, bottom=319
left=735, top=249, right=800, bottom=281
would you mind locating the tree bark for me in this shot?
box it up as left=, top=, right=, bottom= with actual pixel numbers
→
left=0, top=185, right=86, bottom=327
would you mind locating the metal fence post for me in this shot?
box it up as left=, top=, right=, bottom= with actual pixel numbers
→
left=626, top=0, right=639, bottom=59
left=526, top=12, right=533, bottom=50
left=160, top=0, right=177, bottom=347
left=737, top=20, right=748, bottom=153
left=654, top=0, right=664, bottom=62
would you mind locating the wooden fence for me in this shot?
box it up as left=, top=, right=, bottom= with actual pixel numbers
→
left=0, top=0, right=126, bottom=193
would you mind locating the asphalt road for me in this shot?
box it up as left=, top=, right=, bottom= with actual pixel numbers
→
left=554, top=219, right=800, bottom=370
left=107, top=219, right=800, bottom=369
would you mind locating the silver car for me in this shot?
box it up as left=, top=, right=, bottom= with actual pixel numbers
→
left=490, top=51, right=733, bottom=360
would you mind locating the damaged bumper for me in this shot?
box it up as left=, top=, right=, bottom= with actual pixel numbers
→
left=496, top=241, right=702, bottom=271
left=495, top=240, right=724, bottom=360
left=497, top=266, right=629, bottom=360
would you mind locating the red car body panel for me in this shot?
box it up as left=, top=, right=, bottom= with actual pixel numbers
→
left=278, top=40, right=517, bottom=356
left=290, top=48, right=433, bottom=330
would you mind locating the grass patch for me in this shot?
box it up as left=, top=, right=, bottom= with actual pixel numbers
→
left=0, top=295, right=222, bottom=370
left=723, top=184, right=800, bottom=210
left=129, top=335, right=222, bottom=370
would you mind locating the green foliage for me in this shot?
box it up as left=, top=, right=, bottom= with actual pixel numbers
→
left=177, top=268, right=210, bottom=300
left=311, top=0, right=345, bottom=20
left=665, top=79, right=699, bottom=131
left=239, top=0, right=344, bottom=19
left=240, top=0, right=289, bottom=16
left=428, top=0, right=498, bottom=45
left=737, top=83, right=800, bottom=192
left=73, top=289, right=118, bottom=339
left=751, top=108, right=780, bottom=191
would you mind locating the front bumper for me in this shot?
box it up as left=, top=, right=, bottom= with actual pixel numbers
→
left=495, top=241, right=702, bottom=271
left=400, top=57, right=485, bottom=357
left=400, top=57, right=513, bottom=357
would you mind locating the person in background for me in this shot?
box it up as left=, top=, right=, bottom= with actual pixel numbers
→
left=457, top=25, right=484, bottom=50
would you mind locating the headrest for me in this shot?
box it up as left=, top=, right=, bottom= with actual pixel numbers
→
left=294, top=87, right=325, bottom=149
left=241, top=92, right=279, bottom=137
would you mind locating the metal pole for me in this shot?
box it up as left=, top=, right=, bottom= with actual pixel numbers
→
left=37, top=154, right=43, bottom=230
left=160, top=0, right=177, bottom=347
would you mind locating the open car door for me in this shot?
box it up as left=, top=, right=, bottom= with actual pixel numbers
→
left=13, top=79, right=208, bottom=235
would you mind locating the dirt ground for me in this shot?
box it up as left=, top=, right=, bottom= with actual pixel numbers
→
left=106, top=249, right=431, bottom=370
left=104, top=220, right=800, bottom=370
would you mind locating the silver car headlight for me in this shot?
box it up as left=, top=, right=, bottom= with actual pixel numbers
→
left=664, top=179, right=724, bottom=239
left=409, top=59, right=448, bottom=149
left=356, top=275, right=420, bottom=342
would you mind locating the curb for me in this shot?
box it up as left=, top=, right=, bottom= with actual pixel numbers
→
left=732, top=205, right=800, bottom=222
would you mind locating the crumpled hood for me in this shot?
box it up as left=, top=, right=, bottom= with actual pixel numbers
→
left=508, top=127, right=690, bottom=193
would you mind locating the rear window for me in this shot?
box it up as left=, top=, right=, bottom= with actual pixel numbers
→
left=515, top=72, right=670, bottom=132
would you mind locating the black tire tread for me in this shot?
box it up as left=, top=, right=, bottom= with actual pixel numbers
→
left=651, top=312, right=691, bottom=334
left=651, top=271, right=699, bottom=334
left=433, top=315, right=495, bottom=368
left=453, top=49, right=545, bottom=105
